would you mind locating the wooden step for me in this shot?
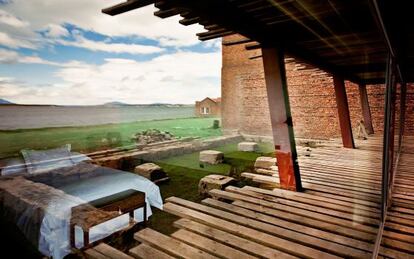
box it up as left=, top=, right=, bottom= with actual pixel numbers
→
left=171, top=229, right=257, bottom=259
left=242, top=172, right=381, bottom=202
left=173, top=218, right=295, bottom=259
left=164, top=197, right=356, bottom=258
left=164, top=201, right=320, bottom=259
left=201, top=197, right=374, bottom=253
left=304, top=190, right=380, bottom=208
left=209, top=188, right=377, bottom=234
left=221, top=187, right=379, bottom=226
left=241, top=185, right=380, bottom=217
left=134, top=228, right=218, bottom=259
left=85, top=243, right=133, bottom=259
left=129, top=243, right=175, bottom=259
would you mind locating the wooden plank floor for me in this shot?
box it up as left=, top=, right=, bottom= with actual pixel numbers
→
left=381, top=136, right=414, bottom=256
left=89, top=136, right=414, bottom=259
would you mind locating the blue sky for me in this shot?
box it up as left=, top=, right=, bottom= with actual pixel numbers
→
left=0, top=0, right=221, bottom=105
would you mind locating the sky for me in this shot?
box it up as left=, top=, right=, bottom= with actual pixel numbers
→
left=0, top=0, right=222, bottom=105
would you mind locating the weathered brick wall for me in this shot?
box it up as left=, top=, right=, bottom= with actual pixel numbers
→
left=222, top=35, right=414, bottom=139
left=406, top=86, right=414, bottom=134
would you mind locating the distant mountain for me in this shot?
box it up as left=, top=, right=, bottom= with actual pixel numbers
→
left=102, top=101, right=193, bottom=107
left=102, top=101, right=132, bottom=107
left=0, top=98, right=14, bottom=105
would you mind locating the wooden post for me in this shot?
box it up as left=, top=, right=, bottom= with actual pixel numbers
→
left=358, top=84, right=374, bottom=134
left=262, top=47, right=302, bottom=191
left=333, top=75, right=355, bottom=148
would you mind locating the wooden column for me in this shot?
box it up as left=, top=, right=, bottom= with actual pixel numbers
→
left=358, top=84, right=374, bottom=134
left=262, top=47, right=302, bottom=191
left=333, top=75, right=355, bottom=148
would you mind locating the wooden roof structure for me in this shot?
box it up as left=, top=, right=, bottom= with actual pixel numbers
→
left=102, top=0, right=412, bottom=85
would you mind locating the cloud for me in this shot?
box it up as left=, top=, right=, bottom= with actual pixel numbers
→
left=56, top=35, right=165, bottom=54
left=1, top=0, right=203, bottom=47
left=0, top=31, right=36, bottom=49
left=0, top=5, right=169, bottom=54
left=1, top=50, right=221, bottom=105
left=0, top=48, right=91, bottom=67
left=0, top=1, right=222, bottom=105
left=19, top=55, right=62, bottom=66
left=44, top=24, right=69, bottom=38
left=0, top=48, right=64, bottom=65
left=0, top=9, right=28, bottom=27
left=0, top=77, right=31, bottom=98
left=0, top=48, right=19, bottom=63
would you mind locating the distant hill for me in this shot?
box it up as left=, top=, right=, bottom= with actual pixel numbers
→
left=102, top=101, right=193, bottom=107
left=0, top=98, right=14, bottom=105
left=102, top=101, right=131, bottom=107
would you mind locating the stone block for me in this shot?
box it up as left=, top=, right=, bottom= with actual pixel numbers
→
left=199, top=150, right=224, bottom=164
left=254, top=156, right=276, bottom=169
left=134, top=163, right=169, bottom=182
left=237, top=142, right=259, bottom=152
left=198, top=174, right=235, bottom=197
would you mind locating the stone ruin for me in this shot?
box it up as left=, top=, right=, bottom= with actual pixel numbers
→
left=199, top=150, right=224, bottom=165
left=198, top=174, right=235, bottom=198
left=132, top=129, right=175, bottom=145
left=134, top=163, right=170, bottom=183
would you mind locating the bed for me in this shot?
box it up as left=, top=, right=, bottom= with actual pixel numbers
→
left=0, top=145, right=163, bottom=259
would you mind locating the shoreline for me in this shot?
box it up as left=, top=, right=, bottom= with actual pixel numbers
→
left=0, top=116, right=222, bottom=132
left=0, top=104, right=195, bottom=107
left=0, top=105, right=200, bottom=131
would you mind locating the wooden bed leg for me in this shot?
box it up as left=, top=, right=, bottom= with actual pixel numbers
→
left=83, top=229, right=89, bottom=248
left=129, top=210, right=134, bottom=224
left=143, top=203, right=147, bottom=226
left=70, top=223, right=75, bottom=248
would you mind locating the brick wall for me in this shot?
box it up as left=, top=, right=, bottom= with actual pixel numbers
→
left=222, top=35, right=413, bottom=140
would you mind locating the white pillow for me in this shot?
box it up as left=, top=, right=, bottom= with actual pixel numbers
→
left=21, top=144, right=75, bottom=174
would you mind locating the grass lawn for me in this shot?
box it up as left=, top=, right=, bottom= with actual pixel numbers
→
left=0, top=117, right=221, bottom=159
left=145, top=142, right=274, bottom=235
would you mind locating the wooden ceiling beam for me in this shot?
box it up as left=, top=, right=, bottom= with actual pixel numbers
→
left=103, top=0, right=402, bottom=84
left=154, top=8, right=184, bottom=18
left=179, top=16, right=203, bottom=26
left=197, top=28, right=232, bottom=38
left=245, top=42, right=261, bottom=50
left=102, top=0, right=154, bottom=16
left=199, top=32, right=235, bottom=41
left=222, top=37, right=253, bottom=46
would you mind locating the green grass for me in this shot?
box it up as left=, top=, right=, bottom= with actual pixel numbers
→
left=145, top=142, right=274, bottom=235
left=0, top=117, right=221, bottom=158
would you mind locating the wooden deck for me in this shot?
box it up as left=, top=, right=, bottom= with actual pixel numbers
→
left=383, top=136, right=414, bottom=257
left=87, top=136, right=414, bottom=259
